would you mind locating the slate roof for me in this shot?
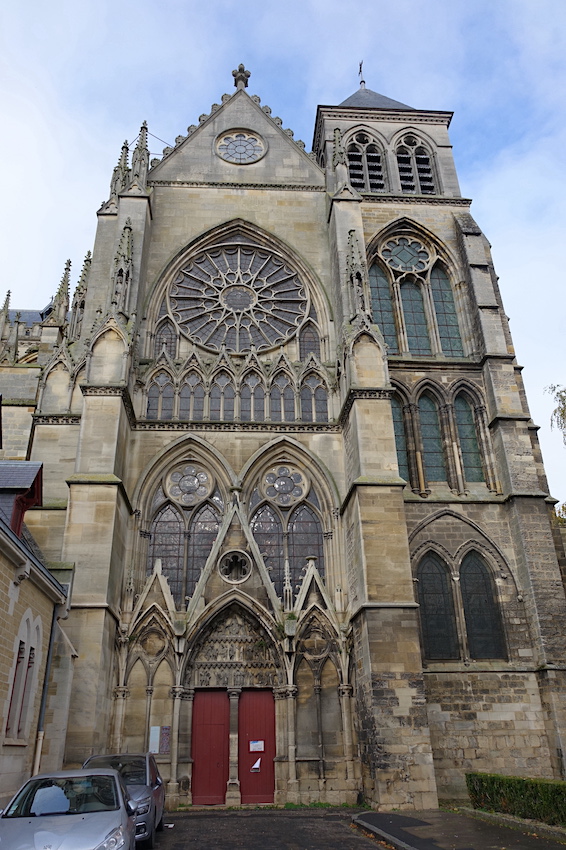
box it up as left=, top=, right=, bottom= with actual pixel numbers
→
left=0, top=461, right=43, bottom=490
left=339, top=87, right=415, bottom=110
left=8, top=309, right=43, bottom=326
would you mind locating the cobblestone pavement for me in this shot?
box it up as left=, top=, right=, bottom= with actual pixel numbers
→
left=153, top=809, right=382, bottom=849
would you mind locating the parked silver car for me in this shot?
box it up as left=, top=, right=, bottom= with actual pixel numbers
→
left=0, top=768, right=137, bottom=850
left=83, top=753, right=164, bottom=848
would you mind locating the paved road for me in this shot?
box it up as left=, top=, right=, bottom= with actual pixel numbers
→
left=154, top=809, right=381, bottom=849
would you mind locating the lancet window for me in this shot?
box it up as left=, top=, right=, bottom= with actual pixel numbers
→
left=249, top=465, right=325, bottom=599
left=154, top=319, right=177, bottom=359
left=147, top=371, right=175, bottom=420
left=391, top=388, right=490, bottom=493
left=146, top=463, right=224, bottom=607
left=417, top=551, right=506, bottom=661
left=346, top=132, right=386, bottom=192
left=369, top=236, right=464, bottom=358
left=396, top=135, right=436, bottom=194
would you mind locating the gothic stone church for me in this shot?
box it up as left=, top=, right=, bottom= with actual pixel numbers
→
left=2, top=65, right=566, bottom=809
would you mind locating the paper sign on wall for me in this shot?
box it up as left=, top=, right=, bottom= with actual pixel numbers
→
left=250, top=757, right=261, bottom=772
left=250, top=740, right=264, bottom=752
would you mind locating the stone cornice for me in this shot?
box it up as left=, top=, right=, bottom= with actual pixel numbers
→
left=149, top=180, right=326, bottom=193
left=339, top=387, right=392, bottom=425
left=313, top=106, right=453, bottom=152
left=360, top=194, right=471, bottom=207
left=66, top=473, right=134, bottom=513
left=340, top=474, right=407, bottom=516
left=33, top=414, right=81, bottom=425
left=136, top=420, right=340, bottom=433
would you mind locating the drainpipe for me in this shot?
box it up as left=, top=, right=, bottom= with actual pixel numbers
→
left=32, top=604, right=59, bottom=775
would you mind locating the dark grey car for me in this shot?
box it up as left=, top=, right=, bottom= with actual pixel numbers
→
left=83, top=753, right=165, bottom=848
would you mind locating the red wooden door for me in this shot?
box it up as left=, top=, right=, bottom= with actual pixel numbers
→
left=191, top=690, right=229, bottom=804
left=238, top=689, right=275, bottom=804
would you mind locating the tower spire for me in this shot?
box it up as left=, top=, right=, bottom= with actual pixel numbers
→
left=108, top=141, right=130, bottom=205
left=129, top=122, right=149, bottom=193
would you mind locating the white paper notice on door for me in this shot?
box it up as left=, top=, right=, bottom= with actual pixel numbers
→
left=250, top=740, right=264, bottom=752
left=250, top=757, right=261, bottom=772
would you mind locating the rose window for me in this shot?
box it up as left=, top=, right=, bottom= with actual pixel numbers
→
left=261, top=465, right=308, bottom=507
left=165, top=463, right=213, bottom=507
left=216, top=130, right=266, bottom=164
left=381, top=237, right=430, bottom=273
left=169, top=244, right=307, bottom=352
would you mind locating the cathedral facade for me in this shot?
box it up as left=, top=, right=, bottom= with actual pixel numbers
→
left=2, top=65, right=566, bottom=809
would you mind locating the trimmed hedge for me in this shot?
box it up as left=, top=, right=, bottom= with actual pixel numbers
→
left=466, top=772, right=566, bottom=826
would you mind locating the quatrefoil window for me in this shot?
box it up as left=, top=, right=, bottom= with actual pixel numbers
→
left=169, top=243, right=307, bottom=352
left=219, top=550, right=252, bottom=583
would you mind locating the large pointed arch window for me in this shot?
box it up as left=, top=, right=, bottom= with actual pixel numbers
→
left=369, top=238, right=464, bottom=359
left=250, top=468, right=326, bottom=600
left=396, top=135, right=436, bottom=194
left=153, top=319, right=177, bottom=359
left=146, top=467, right=224, bottom=608
left=179, top=372, right=205, bottom=421
left=270, top=374, right=295, bottom=422
left=417, top=550, right=506, bottom=661
left=240, top=373, right=265, bottom=422
left=210, top=373, right=235, bottom=422
left=300, top=374, right=328, bottom=423
left=299, top=323, right=321, bottom=360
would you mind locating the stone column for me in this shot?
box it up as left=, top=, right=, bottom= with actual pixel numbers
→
left=225, top=688, right=241, bottom=805
left=285, top=686, right=299, bottom=803
left=167, top=686, right=184, bottom=804
left=339, top=684, right=355, bottom=781
left=111, top=686, right=129, bottom=752
left=273, top=686, right=288, bottom=804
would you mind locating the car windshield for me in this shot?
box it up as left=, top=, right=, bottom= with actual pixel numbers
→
left=86, top=756, right=147, bottom=786
left=3, top=775, right=119, bottom=817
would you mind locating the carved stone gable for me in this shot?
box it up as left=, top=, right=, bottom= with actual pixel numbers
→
left=186, top=606, right=282, bottom=688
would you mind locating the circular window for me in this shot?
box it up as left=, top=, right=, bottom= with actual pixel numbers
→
left=261, top=465, right=308, bottom=507
left=165, top=463, right=214, bottom=507
left=169, top=244, right=307, bottom=353
left=218, top=550, right=252, bottom=583
left=216, top=130, right=266, bottom=164
left=381, top=237, right=430, bottom=273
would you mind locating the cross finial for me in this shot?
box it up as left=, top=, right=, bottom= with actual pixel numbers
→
left=358, top=60, right=365, bottom=89
left=232, top=63, right=251, bottom=90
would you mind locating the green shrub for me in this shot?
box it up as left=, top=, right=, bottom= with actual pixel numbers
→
left=466, top=772, right=566, bottom=826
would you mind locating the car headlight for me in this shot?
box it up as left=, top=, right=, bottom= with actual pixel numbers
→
left=94, top=825, right=126, bottom=850
left=135, top=797, right=151, bottom=815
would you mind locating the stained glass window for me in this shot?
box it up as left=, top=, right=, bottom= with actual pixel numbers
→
left=146, top=371, right=174, bottom=420
left=300, top=375, right=328, bottom=423
left=430, top=266, right=463, bottom=356
left=186, top=505, right=221, bottom=599
left=288, top=505, right=325, bottom=589
left=401, top=282, right=431, bottom=355
left=241, top=373, right=265, bottom=422
left=417, top=553, right=459, bottom=659
left=250, top=505, right=285, bottom=595
left=391, top=396, right=409, bottom=481
left=148, top=505, right=184, bottom=602
left=179, top=373, right=205, bottom=421
left=210, top=373, right=234, bottom=422
left=418, top=394, right=446, bottom=481
left=454, top=395, right=484, bottom=482
left=369, top=265, right=398, bottom=352
left=460, top=553, right=505, bottom=659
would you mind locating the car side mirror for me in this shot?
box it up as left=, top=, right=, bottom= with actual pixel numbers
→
left=155, top=777, right=163, bottom=787
left=126, top=800, right=138, bottom=816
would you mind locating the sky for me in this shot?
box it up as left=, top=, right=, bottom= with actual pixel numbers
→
left=1, top=0, right=565, bottom=504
